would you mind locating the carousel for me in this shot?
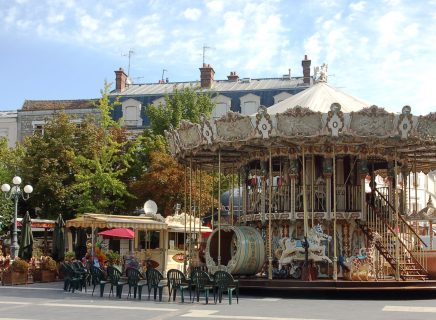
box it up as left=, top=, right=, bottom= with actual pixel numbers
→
left=165, top=66, right=436, bottom=289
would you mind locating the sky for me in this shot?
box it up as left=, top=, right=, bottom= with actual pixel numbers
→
left=0, top=0, right=435, bottom=115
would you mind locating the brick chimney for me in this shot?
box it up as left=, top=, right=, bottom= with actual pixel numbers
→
left=301, top=55, right=311, bottom=85
left=199, top=63, right=215, bottom=88
left=115, top=68, right=128, bottom=92
left=227, top=71, right=239, bottom=81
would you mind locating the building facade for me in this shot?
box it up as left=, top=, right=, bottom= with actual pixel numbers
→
left=0, top=111, right=18, bottom=147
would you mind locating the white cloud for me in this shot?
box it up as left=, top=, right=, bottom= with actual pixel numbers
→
left=80, top=15, right=99, bottom=32
left=183, top=8, right=202, bottom=21
left=47, top=14, right=64, bottom=24
left=349, top=1, right=366, bottom=11
left=206, top=0, right=224, bottom=13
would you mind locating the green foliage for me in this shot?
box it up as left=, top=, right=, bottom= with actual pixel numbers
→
left=128, top=87, right=216, bottom=213
left=73, top=82, right=136, bottom=214
left=105, top=249, right=121, bottom=265
left=19, top=113, right=97, bottom=220
left=0, top=138, right=16, bottom=234
left=64, top=251, right=76, bottom=262
left=145, top=86, right=215, bottom=136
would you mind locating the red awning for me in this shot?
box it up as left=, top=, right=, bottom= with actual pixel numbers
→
left=98, top=228, right=134, bottom=239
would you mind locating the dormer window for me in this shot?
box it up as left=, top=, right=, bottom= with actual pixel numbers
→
left=212, top=94, right=231, bottom=119
left=240, top=93, right=260, bottom=115
left=32, top=120, right=45, bottom=135
left=121, top=98, right=143, bottom=127
left=273, top=92, right=292, bottom=104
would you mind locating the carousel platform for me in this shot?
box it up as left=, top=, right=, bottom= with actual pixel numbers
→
left=237, top=278, right=436, bottom=293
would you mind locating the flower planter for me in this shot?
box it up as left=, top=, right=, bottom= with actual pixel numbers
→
left=2, top=271, right=28, bottom=286
left=33, top=269, right=57, bottom=282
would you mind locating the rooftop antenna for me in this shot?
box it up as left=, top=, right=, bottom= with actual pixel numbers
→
left=122, top=49, right=135, bottom=77
left=161, top=69, right=167, bottom=82
left=202, top=44, right=211, bottom=65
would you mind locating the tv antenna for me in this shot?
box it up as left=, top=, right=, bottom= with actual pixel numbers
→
left=122, top=49, right=135, bottom=76
left=202, top=44, right=212, bottom=65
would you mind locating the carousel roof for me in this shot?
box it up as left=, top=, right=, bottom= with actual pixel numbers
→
left=265, top=81, right=370, bottom=114
left=165, top=79, right=436, bottom=173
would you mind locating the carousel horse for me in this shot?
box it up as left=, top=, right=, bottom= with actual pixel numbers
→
left=347, top=232, right=381, bottom=281
left=278, top=224, right=332, bottom=269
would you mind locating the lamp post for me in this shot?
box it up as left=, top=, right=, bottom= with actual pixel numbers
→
left=1, top=176, right=33, bottom=259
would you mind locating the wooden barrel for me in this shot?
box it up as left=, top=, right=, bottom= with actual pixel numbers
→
left=205, top=226, right=265, bottom=275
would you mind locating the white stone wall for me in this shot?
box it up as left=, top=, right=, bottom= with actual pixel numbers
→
left=0, top=111, right=18, bottom=147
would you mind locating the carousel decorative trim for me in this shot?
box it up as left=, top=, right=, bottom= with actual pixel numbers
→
left=255, top=106, right=273, bottom=139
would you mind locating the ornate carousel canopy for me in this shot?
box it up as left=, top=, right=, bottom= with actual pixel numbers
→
left=165, top=80, right=436, bottom=173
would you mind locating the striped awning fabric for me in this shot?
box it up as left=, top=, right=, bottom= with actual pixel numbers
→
left=66, top=213, right=167, bottom=230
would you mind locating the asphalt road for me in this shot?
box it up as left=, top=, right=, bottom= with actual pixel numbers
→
left=1, top=282, right=436, bottom=320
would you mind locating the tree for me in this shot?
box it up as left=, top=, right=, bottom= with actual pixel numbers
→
left=73, top=82, right=137, bottom=214
left=19, top=112, right=98, bottom=220
left=128, top=87, right=216, bottom=214
left=130, top=151, right=213, bottom=216
left=146, top=86, right=215, bottom=136
left=0, top=138, right=15, bottom=234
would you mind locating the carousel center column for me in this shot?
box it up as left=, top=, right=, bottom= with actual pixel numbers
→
left=289, top=154, right=298, bottom=221
left=323, top=157, right=333, bottom=220
left=359, top=156, right=369, bottom=221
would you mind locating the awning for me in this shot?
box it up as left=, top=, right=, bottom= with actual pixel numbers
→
left=98, top=228, right=135, bottom=239
left=17, top=218, right=55, bottom=229
left=66, top=213, right=167, bottom=231
left=167, top=225, right=213, bottom=233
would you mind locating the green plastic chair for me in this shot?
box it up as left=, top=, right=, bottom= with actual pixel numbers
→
left=190, top=270, right=215, bottom=304
left=146, top=268, right=166, bottom=301
left=213, top=270, right=239, bottom=304
left=106, top=266, right=127, bottom=298
left=90, top=266, right=108, bottom=296
left=167, top=269, right=190, bottom=302
left=126, top=268, right=147, bottom=300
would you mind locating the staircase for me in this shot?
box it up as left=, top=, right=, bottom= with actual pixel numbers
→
left=358, top=188, right=429, bottom=281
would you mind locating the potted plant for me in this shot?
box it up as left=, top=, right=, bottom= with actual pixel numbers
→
left=64, top=251, right=76, bottom=262
left=106, top=250, right=121, bottom=269
left=2, top=257, right=29, bottom=285
left=33, top=256, right=57, bottom=282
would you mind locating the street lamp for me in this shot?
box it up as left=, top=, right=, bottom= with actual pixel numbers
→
left=1, top=176, right=33, bottom=259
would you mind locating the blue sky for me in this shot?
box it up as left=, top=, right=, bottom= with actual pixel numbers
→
left=1, top=0, right=435, bottom=114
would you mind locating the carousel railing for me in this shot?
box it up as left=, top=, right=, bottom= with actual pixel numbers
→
left=365, top=189, right=428, bottom=280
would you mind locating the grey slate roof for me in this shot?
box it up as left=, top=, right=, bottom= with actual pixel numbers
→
left=22, top=99, right=98, bottom=111
left=110, top=77, right=307, bottom=97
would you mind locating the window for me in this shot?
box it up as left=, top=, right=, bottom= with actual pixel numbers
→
left=212, top=95, right=231, bottom=119
left=121, top=98, right=143, bottom=127
left=32, top=121, right=45, bottom=135
left=273, top=92, right=292, bottom=104
left=240, top=93, right=260, bottom=115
